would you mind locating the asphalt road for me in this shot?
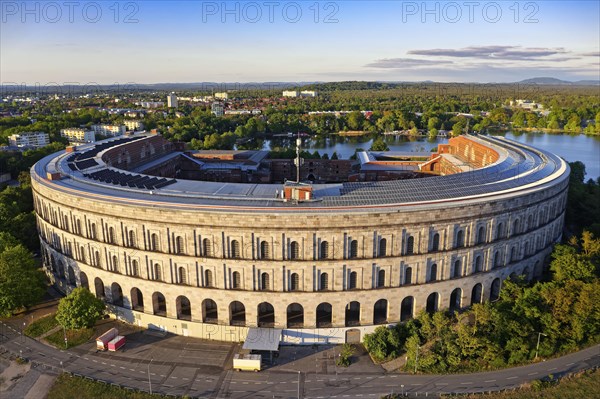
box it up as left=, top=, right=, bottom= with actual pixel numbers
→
left=1, top=318, right=599, bottom=399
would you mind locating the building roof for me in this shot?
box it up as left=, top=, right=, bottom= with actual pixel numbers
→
left=32, top=133, right=569, bottom=213
left=242, top=328, right=282, bottom=352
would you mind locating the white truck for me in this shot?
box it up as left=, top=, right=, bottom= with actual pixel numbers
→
left=233, top=353, right=262, bottom=372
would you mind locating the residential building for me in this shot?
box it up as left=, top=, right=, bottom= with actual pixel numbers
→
left=91, top=124, right=126, bottom=137
left=211, top=102, right=224, bottom=117
left=215, top=92, right=229, bottom=100
left=283, top=91, right=299, bottom=97
left=124, top=120, right=145, bottom=131
left=167, top=93, right=178, bottom=108
left=8, top=131, right=49, bottom=148
left=60, top=128, right=95, bottom=143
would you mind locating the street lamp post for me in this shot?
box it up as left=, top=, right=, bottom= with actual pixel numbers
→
left=297, top=371, right=301, bottom=399
left=535, top=332, right=547, bottom=360
left=401, top=384, right=404, bottom=397
left=63, top=325, right=68, bottom=349
left=148, top=358, right=153, bottom=394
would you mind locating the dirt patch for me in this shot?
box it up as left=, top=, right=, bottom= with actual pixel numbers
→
left=0, top=359, right=31, bottom=392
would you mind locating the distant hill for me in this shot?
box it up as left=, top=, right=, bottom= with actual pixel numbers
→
left=518, top=77, right=600, bottom=85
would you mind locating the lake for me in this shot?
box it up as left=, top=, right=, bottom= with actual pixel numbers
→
left=262, top=132, right=600, bottom=180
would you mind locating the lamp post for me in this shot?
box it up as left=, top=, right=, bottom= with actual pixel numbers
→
left=401, top=384, right=404, bottom=397
left=148, top=358, right=153, bottom=394
left=297, top=371, right=301, bottom=399
left=535, top=332, right=547, bottom=360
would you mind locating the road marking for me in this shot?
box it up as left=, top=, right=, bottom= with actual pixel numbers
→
left=528, top=372, right=538, bottom=376
left=461, top=382, right=473, bottom=385
left=411, top=383, right=423, bottom=386
left=548, top=367, right=557, bottom=371
left=353, top=377, right=361, bottom=380
left=119, top=366, right=125, bottom=369
left=129, top=368, right=135, bottom=371
left=436, top=383, right=448, bottom=385
left=566, top=362, right=574, bottom=366
left=507, top=376, right=518, bottom=380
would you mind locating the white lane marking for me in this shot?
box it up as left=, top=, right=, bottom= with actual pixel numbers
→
left=507, top=376, right=518, bottom=380
left=528, top=372, right=538, bottom=375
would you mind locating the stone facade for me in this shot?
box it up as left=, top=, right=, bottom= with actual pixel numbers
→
left=32, top=174, right=567, bottom=343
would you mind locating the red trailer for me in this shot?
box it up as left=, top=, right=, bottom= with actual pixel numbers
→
left=107, top=335, right=126, bottom=352
left=96, top=328, right=118, bottom=351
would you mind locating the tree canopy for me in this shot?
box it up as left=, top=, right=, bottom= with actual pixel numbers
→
left=56, top=287, right=105, bottom=329
left=0, top=236, right=46, bottom=317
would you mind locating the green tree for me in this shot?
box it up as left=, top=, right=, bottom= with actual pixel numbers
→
left=56, top=287, right=105, bottom=329
left=369, top=137, right=389, bottom=151
left=0, top=243, right=46, bottom=316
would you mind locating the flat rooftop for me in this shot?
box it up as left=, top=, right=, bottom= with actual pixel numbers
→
left=33, top=134, right=569, bottom=212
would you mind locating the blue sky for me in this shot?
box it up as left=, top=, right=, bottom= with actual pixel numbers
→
left=1, top=1, right=599, bottom=84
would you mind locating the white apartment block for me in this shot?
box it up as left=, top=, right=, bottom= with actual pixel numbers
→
left=139, top=101, right=164, bottom=108
left=300, top=90, right=318, bottom=97
left=8, top=131, right=49, bottom=148
left=60, top=128, right=95, bottom=143
left=167, top=93, right=178, bottom=108
left=215, top=92, right=229, bottom=100
left=91, top=124, right=126, bottom=137
left=124, top=120, right=145, bottom=131
left=211, top=102, right=224, bottom=117
left=283, top=91, right=299, bottom=97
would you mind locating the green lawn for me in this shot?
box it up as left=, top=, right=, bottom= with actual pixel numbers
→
left=440, top=369, right=600, bottom=399
left=24, top=314, right=58, bottom=338
left=45, top=327, right=94, bottom=349
left=48, top=373, right=178, bottom=399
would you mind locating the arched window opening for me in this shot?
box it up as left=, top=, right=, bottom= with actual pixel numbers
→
left=232, top=271, right=241, bottom=289
left=128, top=230, right=136, bottom=248
left=152, top=292, right=167, bottom=316
left=373, top=299, right=388, bottom=324
left=345, top=301, right=360, bottom=327
left=204, top=269, right=213, bottom=287
left=290, top=241, right=300, bottom=260
left=153, top=264, right=162, bottom=281
left=320, top=241, right=329, bottom=259
left=477, top=226, right=485, bottom=244
left=377, top=269, right=385, bottom=288
left=257, top=302, right=275, bottom=327
left=260, top=240, right=270, bottom=259
left=490, top=278, right=501, bottom=301
left=111, top=283, right=123, bottom=307
left=431, top=233, right=440, bottom=251
left=400, top=297, right=414, bottom=321
left=290, top=273, right=299, bottom=291
left=287, top=303, right=304, bottom=328
left=449, top=288, right=462, bottom=312
left=316, top=303, right=332, bottom=328
left=202, top=238, right=212, bottom=257
left=429, top=263, right=438, bottom=282
left=426, top=293, right=439, bottom=313
left=455, top=230, right=464, bottom=248
left=471, top=284, right=483, bottom=304
left=131, top=288, right=144, bottom=311
left=452, top=260, right=461, bottom=278
left=261, top=272, right=270, bottom=290
left=230, top=301, right=246, bottom=326
left=406, top=236, right=415, bottom=254
left=177, top=296, right=192, bottom=321
left=379, top=238, right=387, bottom=257
left=320, top=273, right=329, bottom=291
left=231, top=240, right=241, bottom=258
left=348, top=271, right=358, bottom=289
left=151, top=233, right=159, bottom=251
left=349, top=240, right=358, bottom=259
left=404, top=267, right=413, bottom=285
left=175, top=236, right=185, bottom=254
left=178, top=267, right=187, bottom=285
left=202, top=299, right=218, bottom=324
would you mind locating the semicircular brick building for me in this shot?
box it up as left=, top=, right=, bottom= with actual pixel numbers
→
left=32, top=132, right=569, bottom=343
